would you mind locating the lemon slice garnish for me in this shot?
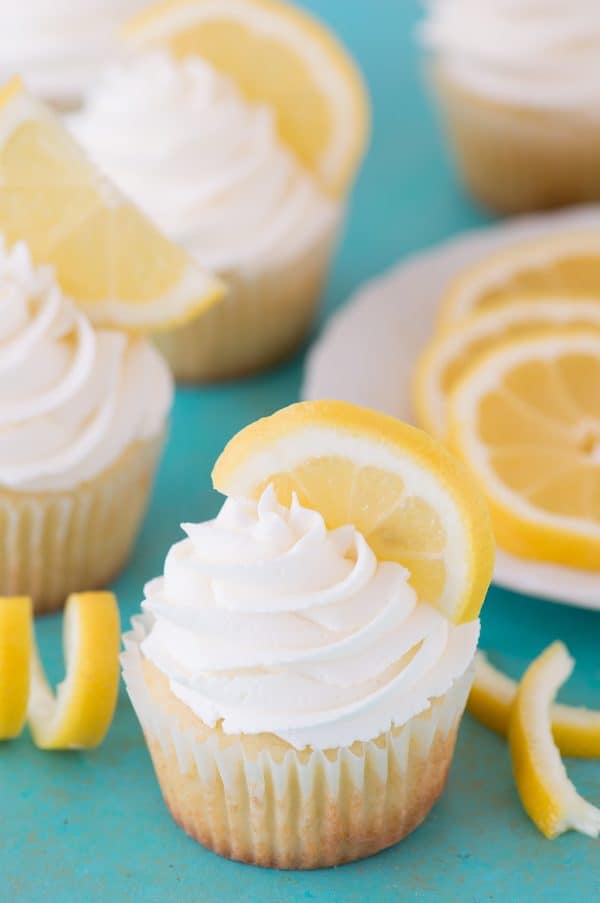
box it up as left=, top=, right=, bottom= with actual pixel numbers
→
left=28, top=592, right=120, bottom=750
left=124, top=0, right=370, bottom=197
left=439, top=232, right=600, bottom=327
left=448, top=329, right=600, bottom=571
left=470, top=652, right=600, bottom=759
left=509, top=641, right=600, bottom=839
left=0, top=597, right=32, bottom=740
left=0, top=76, right=223, bottom=332
left=212, top=400, right=494, bottom=623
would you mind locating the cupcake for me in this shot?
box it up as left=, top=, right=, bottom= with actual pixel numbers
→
left=0, top=238, right=173, bottom=613
left=0, top=0, right=148, bottom=111
left=420, top=1, right=600, bottom=213
left=69, top=0, right=369, bottom=382
left=122, top=400, right=494, bottom=868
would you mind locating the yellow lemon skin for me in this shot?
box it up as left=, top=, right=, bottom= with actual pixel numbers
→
left=0, top=596, right=32, bottom=740
left=28, top=592, right=121, bottom=751
left=509, top=641, right=600, bottom=839
left=469, top=652, right=600, bottom=759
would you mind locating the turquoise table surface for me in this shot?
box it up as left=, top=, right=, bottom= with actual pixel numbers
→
left=2, top=2, right=599, bottom=900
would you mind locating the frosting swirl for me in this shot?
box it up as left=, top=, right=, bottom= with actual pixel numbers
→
left=69, top=53, right=340, bottom=272
left=0, top=0, right=148, bottom=105
left=0, top=239, right=172, bottom=492
left=142, top=485, right=479, bottom=750
left=420, top=0, right=600, bottom=113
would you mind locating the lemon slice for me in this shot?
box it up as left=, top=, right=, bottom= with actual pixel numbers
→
left=448, top=329, right=600, bottom=570
left=0, top=597, right=32, bottom=741
left=0, top=76, right=223, bottom=332
left=509, top=641, right=600, bottom=839
left=440, top=232, right=600, bottom=327
left=212, top=400, right=494, bottom=623
left=440, top=230, right=600, bottom=325
left=124, top=0, right=370, bottom=196
left=470, top=652, right=600, bottom=758
left=414, top=300, right=600, bottom=439
left=28, top=592, right=120, bottom=750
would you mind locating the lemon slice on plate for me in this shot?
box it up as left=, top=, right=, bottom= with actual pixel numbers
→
left=124, top=0, right=370, bottom=196
left=212, top=400, right=494, bottom=623
left=28, top=592, right=120, bottom=750
left=0, top=76, right=223, bottom=332
left=439, top=232, right=600, bottom=327
left=0, top=597, right=32, bottom=740
left=510, top=641, right=600, bottom=839
left=470, top=652, right=600, bottom=758
left=448, top=330, right=600, bottom=570
left=414, top=300, right=600, bottom=439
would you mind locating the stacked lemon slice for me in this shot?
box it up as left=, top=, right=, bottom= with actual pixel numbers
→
left=413, top=231, right=600, bottom=838
left=413, top=232, right=600, bottom=572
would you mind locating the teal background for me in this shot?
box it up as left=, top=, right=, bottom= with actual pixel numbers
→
left=2, top=2, right=599, bottom=900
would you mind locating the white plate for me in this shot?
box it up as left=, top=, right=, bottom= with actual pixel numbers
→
left=303, top=205, right=600, bottom=610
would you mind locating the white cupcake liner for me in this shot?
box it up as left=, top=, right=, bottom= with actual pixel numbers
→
left=122, top=614, right=474, bottom=868
left=431, top=65, right=600, bottom=214
left=154, top=218, right=341, bottom=382
left=0, top=434, right=163, bottom=614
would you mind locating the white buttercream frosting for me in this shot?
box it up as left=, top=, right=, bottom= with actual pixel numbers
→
left=69, top=52, right=340, bottom=273
left=0, top=239, right=173, bottom=492
left=141, top=485, right=479, bottom=750
left=0, top=0, right=148, bottom=104
left=420, top=0, right=600, bottom=113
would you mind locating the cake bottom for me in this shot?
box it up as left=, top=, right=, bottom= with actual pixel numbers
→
left=123, top=615, right=474, bottom=869
left=432, top=66, right=600, bottom=215
left=0, top=433, right=164, bottom=614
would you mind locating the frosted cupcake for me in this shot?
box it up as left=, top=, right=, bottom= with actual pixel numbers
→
left=0, top=239, right=173, bottom=613
left=122, top=400, right=494, bottom=868
left=0, top=0, right=148, bottom=110
left=69, top=52, right=345, bottom=381
left=420, top=1, right=600, bottom=213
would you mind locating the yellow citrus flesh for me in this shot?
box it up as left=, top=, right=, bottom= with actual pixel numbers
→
left=470, top=652, right=600, bottom=758
left=414, top=300, right=600, bottom=439
left=212, top=400, right=494, bottom=623
left=509, top=641, right=600, bottom=839
left=28, top=592, right=120, bottom=750
left=0, top=76, right=223, bottom=331
left=439, top=232, right=600, bottom=327
left=448, top=329, right=600, bottom=570
left=0, top=597, right=32, bottom=740
left=124, top=0, right=370, bottom=196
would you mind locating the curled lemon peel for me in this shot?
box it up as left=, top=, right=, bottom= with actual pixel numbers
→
left=0, top=597, right=32, bottom=740
left=509, top=642, right=600, bottom=839
left=0, top=592, right=120, bottom=750
left=469, top=651, right=600, bottom=759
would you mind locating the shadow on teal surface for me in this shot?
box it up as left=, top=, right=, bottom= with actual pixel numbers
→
left=2, top=2, right=598, bottom=901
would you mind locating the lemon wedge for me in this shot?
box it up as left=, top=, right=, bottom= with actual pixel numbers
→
left=28, top=592, right=120, bottom=750
left=124, top=0, right=370, bottom=196
left=0, top=597, right=32, bottom=740
left=509, top=641, right=600, bottom=839
left=439, top=232, right=600, bottom=327
left=212, top=400, right=494, bottom=623
left=470, top=652, right=600, bottom=759
left=0, top=76, right=223, bottom=332
left=414, top=300, right=600, bottom=438
left=448, top=329, right=600, bottom=570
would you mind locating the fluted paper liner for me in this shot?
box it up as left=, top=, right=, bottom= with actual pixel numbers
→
left=154, top=218, right=340, bottom=382
left=0, top=434, right=164, bottom=614
left=122, top=614, right=474, bottom=869
left=431, top=65, right=600, bottom=214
